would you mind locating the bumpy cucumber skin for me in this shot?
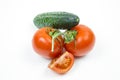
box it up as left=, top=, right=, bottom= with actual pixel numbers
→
left=33, top=12, right=80, bottom=29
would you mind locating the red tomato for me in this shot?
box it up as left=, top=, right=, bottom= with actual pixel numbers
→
left=48, top=51, right=74, bottom=74
left=32, top=27, right=64, bottom=59
left=64, top=24, right=95, bottom=56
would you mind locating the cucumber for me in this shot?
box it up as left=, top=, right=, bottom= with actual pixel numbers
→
left=33, top=12, right=80, bottom=29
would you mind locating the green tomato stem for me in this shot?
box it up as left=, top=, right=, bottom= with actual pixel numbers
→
left=50, top=30, right=63, bottom=52
left=64, top=30, right=77, bottom=43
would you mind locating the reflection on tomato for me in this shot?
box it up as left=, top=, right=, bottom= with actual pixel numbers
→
left=65, top=24, right=95, bottom=56
left=48, top=51, right=74, bottom=74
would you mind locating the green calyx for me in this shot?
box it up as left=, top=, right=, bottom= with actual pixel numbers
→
left=64, top=30, right=77, bottom=43
left=49, top=29, right=62, bottom=52
left=49, top=30, right=62, bottom=39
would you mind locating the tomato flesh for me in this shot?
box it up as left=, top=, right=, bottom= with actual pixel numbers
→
left=48, top=51, right=74, bottom=74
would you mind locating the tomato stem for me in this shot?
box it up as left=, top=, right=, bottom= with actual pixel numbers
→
left=64, top=30, right=77, bottom=43
left=51, top=37, right=55, bottom=52
left=49, top=30, right=63, bottom=52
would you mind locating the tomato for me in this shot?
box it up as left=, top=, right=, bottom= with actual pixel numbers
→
left=32, top=27, right=64, bottom=59
left=64, top=24, right=95, bottom=56
left=48, top=51, right=74, bottom=74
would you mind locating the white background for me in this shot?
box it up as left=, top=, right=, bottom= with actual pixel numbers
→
left=0, top=0, right=120, bottom=80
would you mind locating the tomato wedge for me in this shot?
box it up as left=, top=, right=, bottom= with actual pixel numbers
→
left=48, top=51, right=74, bottom=74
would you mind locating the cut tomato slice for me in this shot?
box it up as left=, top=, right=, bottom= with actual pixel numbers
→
left=48, top=51, right=74, bottom=74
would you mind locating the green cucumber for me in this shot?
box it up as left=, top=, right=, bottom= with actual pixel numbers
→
left=33, top=12, right=80, bottom=29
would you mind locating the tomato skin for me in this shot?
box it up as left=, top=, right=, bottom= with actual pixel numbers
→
left=65, top=24, right=95, bottom=56
left=32, top=27, right=64, bottom=59
left=48, top=51, right=74, bottom=74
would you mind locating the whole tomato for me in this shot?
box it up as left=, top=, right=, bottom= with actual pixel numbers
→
left=64, top=24, right=95, bottom=57
left=32, top=27, right=64, bottom=59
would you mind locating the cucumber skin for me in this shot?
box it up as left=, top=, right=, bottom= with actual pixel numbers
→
left=33, top=12, right=80, bottom=29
